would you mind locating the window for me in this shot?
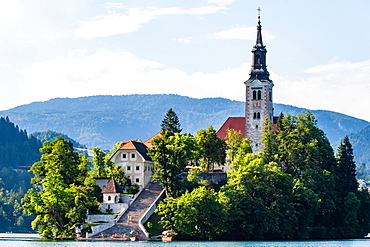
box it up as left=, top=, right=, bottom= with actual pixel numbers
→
left=135, top=178, right=140, bottom=183
left=131, top=153, right=136, bottom=159
left=256, top=125, right=259, bottom=129
left=253, top=112, right=261, bottom=119
left=252, top=89, right=262, bottom=100
left=108, top=196, right=111, bottom=201
left=122, top=153, right=127, bottom=159
left=127, top=166, right=131, bottom=171
left=136, top=165, right=140, bottom=171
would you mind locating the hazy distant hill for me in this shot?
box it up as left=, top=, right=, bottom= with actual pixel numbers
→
left=0, top=94, right=368, bottom=151
left=347, top=125, right=370, bottom=170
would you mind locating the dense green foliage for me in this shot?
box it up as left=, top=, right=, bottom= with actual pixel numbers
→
left=155, top=112, right=370, bottom=240
left=0, top=116, right=41, bottom=169
left=195, top=126, right=227, bottom=172
left=148, top=131, right=199, bottom=197
left=0, top=117, right=42, bottom=232
left=0, top=168, right=34, bottom=232
left=157, top=187, right=227, bottom=240
left=90, top=147, right=128, bottom=188
left=22, top=137, right=99, bottom=239
left=0, top=95, right=367, bottom=150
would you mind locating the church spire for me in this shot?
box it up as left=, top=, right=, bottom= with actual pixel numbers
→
left=256, top=8, right=263, bottom=47
left=247, top=8, right=270, bottom=82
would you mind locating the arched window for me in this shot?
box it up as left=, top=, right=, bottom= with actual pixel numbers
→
left=257, top=90, right=262, bottom=100
left=253, top=112, right=257, bottom=119
left=253, top=90, right=257, bottom=100
left=257, top=112, right=261, bottom=119
left=108, top=196, right=111, bottom=201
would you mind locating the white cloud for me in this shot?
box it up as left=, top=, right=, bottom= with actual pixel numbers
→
left=75, top=4, right=227, bottom=39
left=19, top=48, right=248, bottom=107
left=273, top=60, right=370, bottom=121
left=207, top=27, right=275, bottom=41
left=16, top=49, right=370, bottom=123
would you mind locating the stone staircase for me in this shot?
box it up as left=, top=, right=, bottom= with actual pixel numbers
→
left=90, top=182, right=163, bottom=240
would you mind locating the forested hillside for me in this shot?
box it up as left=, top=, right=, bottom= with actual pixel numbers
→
left=347, top=125, right=370, bottom=178
left=0, top=117, right=40, bottom=232
left=0, top=116, right=41, bottom=169
left=32, top=130, right=87, bottom=149
left=1, top=95, right=368, bottom=151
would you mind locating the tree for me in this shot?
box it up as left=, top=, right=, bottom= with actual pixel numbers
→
left=335, top=136, right=358, bottom=197
left=156, top=186, right=227, bottom=240
left=92, top=147, right=107, bottom=177
left=196, top=126, right=227, bottom=172
left=261, top=118, right=278, bottom=163
left=22, top=137, right=98, bottom=239
left=91, top=146, right=128, bottom=188
left=160, top=108, right=182, bottom=133
left=223, top=153, right=296, bottom=240
left=148, top=131, right=198, bottom=197
left=334, top=136, right=364, bottom=238
left=225, top=129, right=252, bottom=164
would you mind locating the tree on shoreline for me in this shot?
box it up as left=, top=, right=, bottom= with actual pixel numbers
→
left=22, top=137, right=98, bottom=239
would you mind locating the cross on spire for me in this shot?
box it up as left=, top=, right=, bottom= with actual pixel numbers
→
left=257, top=7, right=261, bottom=17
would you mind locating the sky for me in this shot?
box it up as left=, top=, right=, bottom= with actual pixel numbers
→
left=1, top=0, right=370, bottom=121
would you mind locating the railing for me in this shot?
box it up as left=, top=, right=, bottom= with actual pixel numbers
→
left=114, top=187, right=144, bottom=223
left=138, top=189, right=165, bottom=239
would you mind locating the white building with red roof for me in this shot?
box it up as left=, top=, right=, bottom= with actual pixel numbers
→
left=109, top=139, right=154, bottom=189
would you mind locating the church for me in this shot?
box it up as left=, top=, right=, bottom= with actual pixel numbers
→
left=217, top=13, right=277, bottom=153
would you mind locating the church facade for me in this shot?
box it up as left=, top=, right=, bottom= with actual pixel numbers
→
left=217, top=14, right=275, bottom=153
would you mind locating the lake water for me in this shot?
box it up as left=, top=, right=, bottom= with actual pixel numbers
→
left=0, top=238, right=370, bottom=247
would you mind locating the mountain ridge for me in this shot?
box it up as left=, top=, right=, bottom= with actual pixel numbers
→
left=0, top=94, right=368, bottom=151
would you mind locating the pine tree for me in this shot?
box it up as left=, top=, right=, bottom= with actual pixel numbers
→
left=336, top=136, right=358, bottom=197
left=160, top=108, right=182, bottom=133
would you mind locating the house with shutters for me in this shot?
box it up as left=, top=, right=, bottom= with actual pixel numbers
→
left=109, top=138, right=155, bottom=190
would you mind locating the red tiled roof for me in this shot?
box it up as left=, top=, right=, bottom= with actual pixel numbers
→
left=216, top=117, right=245, bottom=140
left=143, top=131, right=164, bottom=149
left=119, top=140, right=152, bottom=161
left=101, top=177, right=123, bottom=194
